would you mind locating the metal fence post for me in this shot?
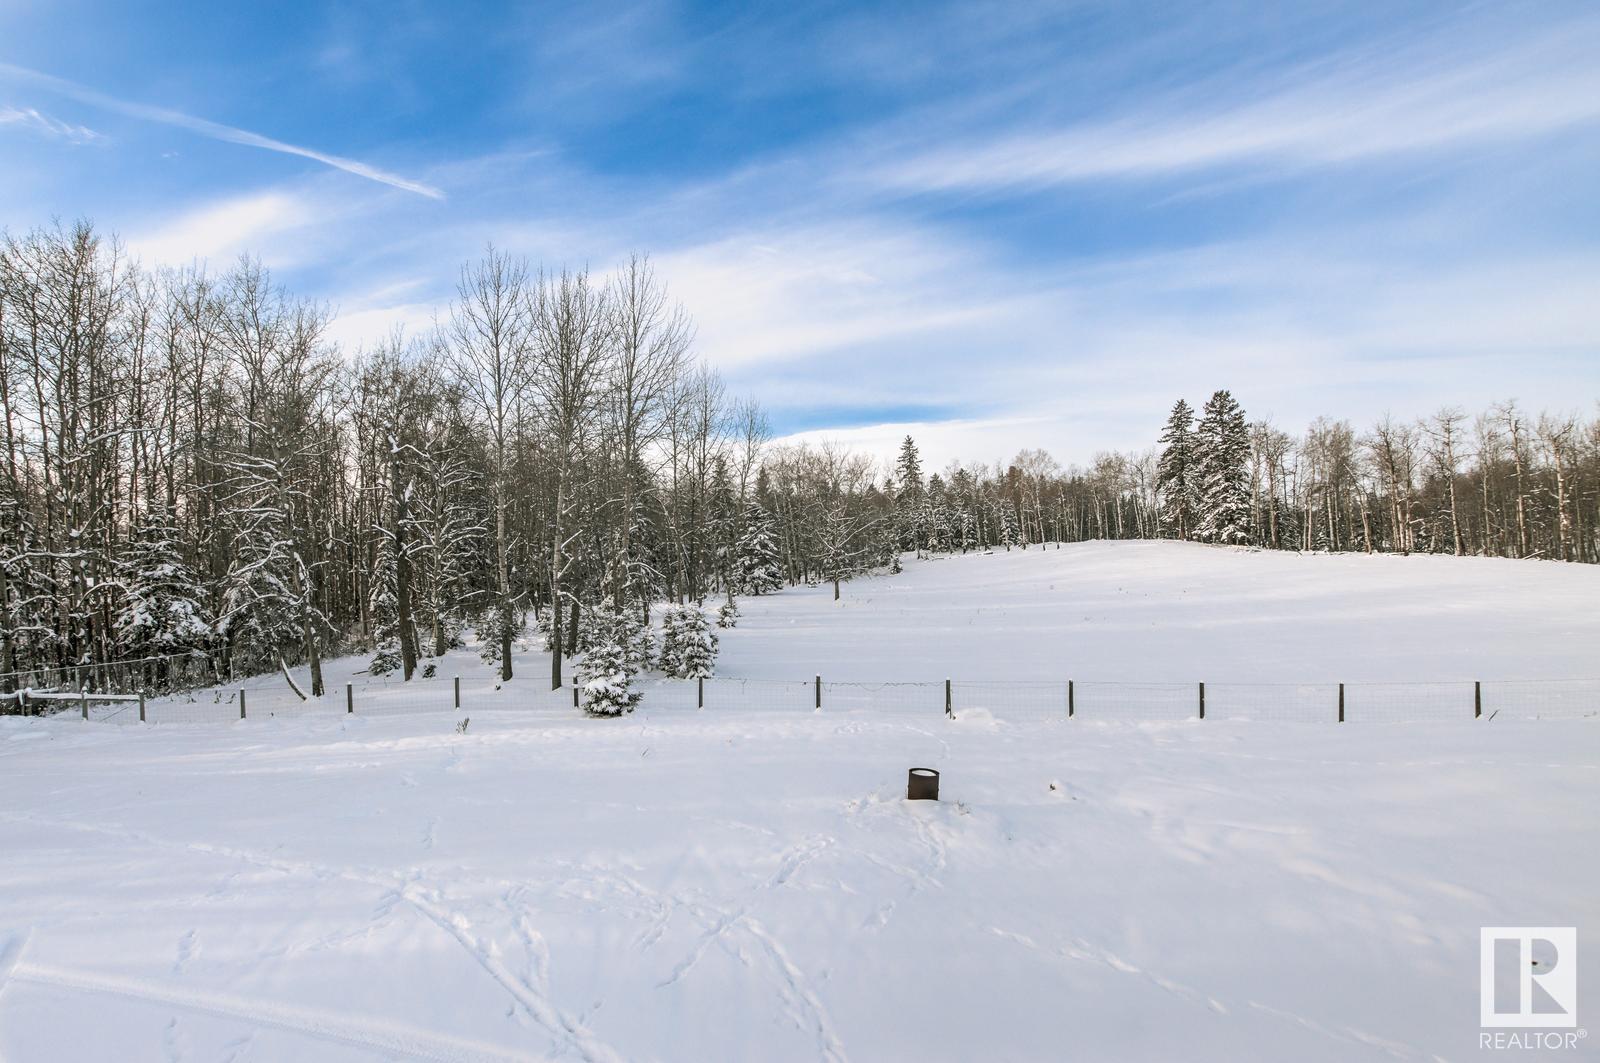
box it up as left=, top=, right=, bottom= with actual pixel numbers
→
left=573, top=684, right=580, bottom=708
left=453, top=675, right=460, bottom=709
left=1068, top=679, right=1074, bottom=718
left=815, top=674, right=821, bottom=710
left=1198, top=681, right=1205, bottom=720
left=1474, top=680, right=1482, bottom=719
left=698, top=677, right=704, bottom=709
left=81, top=689, right=88, bottom=721
left=945, top=677, right=952, bottom=718
left=346, top=682, right=354, bottom=714
left=1338, top=682, right=1345, bottom=723
left=139, top=691, right=147, bottom=723
left=239, top=689, right=247, bottom=720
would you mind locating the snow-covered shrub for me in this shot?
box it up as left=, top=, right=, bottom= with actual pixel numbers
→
left=716, top=600, right=739, bottom=629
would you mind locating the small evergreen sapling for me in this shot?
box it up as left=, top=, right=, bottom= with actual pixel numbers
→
left=577, top=602, right=642, bottom=717
left=674, top=606, right=719, bottom=679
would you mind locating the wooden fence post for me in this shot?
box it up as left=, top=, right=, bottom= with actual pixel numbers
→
left=573, top=684, right=579, bottom=708
left=815, top=674, right=821, bottom=710
left=453, top=675, right=461, bottom=710
left=1338, top=682, right=1345, bottom=723
left=81, top=689, right=88, bottom=721
left=1198, top=681, right=1205, bottom=720
left=139, top=691, right=147, bottom=723
left=239, top=689, right=247, bottom=720
left=346, top=682, right=354, bottom=714
left=945, top=678, right=952, bottom=718
left=1068, top=679, right=1075, bottom=718
left=698, top=677, right=704, bottom=709
left=1474, top=680, right=1482, bottom=719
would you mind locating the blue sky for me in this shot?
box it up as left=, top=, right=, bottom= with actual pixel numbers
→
left=3, top=0, right=1598, bottom=468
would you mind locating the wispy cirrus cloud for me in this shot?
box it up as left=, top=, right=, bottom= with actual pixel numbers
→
left=0, top=61, right=443, bottom=199
left=0, top=104, right=99, bottom=143
left=865, top=19, right=1600, bottom=194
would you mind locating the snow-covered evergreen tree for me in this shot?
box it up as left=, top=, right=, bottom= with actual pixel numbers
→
left=576, top=601, right=641, bottom=717
left=1156, top=398, right=1198, bottom=541
left=735, top=502, right=783, bottom=595
left=0, top=487, right=54, bottom=678
left=618, top=602, right=655, bottom=672
left=893, top=435, right=924, bottom=551
left=656, top=606, right=685, bottom=676
left=673, top=606, right=718, bottom=678
left=996, top=503, right=1022, bottom=550
left=369, top=531, right=403, bottom=675
left=113, top=503, right=212, bottom=666
left=717, top=600, right=739, bottom=628
left=1193, top=389, right=1252, bottom=545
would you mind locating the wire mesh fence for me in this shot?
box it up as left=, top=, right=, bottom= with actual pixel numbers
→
left=10, top=671, right=1599, bottom=726
left=1072, top=681, right=1196, bottom=720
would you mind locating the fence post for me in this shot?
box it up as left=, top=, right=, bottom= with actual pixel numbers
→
left=1338, top=682, right=1344, bottom=723
left=945, top=677, right=952, bottom=718
left=1198, top=681, right=1205, bottom=720
left=81, top=689, right=89, bottom=721
left=573, top=684, right=580, bottom=709
left=1068, top=679, right=1074, bottom=718
left=698, top=676, right=704, bottom=709
left=346, top=682, right=354, bottom=714
left=453, top=675, right=461, bottom=710
left=239, top=689, right=247, bottom=720
left=1474, top=680, right=1482, bottom=719
left=139, top=691, right=147, bottom=724
left=815, top=674, right=821, bottom=710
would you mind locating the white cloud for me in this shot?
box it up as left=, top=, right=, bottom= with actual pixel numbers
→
left=125, top=190, right=318, bottom=269
left=0, top=104, right=99, bottom=143
left=655, top=220, right=1019, bottom=372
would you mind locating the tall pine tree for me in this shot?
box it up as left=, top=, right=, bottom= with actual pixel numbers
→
left=1156, top=399, right=1197, bottom=540
left=1193, top=390, right=1252, bottom=545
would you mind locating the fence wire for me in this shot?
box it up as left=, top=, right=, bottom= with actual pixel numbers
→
left=1206, top=683, right=1341, bottom=722
left=12, top=673, right=1600, bottom=726
left=1073, top=681, right=1196, bottom=720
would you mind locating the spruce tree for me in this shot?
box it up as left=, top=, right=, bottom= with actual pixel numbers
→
left=114, top=503, right=212, bottom=669
left=674, top=606, right=718, bottom=678
left=577, top=601, right=641, bottom=717
left=735, top=502, right=783, bottom=595
left=1156, top=399, right=1197, bottom=540
left=894, top=435, right=924, bottom=551
left=1193, top=390, right=1252, bottom=545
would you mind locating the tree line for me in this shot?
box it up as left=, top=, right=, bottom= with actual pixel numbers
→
left=0, top=223, right=816, bottom=696
left=2, top=221, right=1595, bottom=698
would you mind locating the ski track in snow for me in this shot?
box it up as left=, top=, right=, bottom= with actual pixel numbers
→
left=0, top=810, right=618, bottom=1063
left=9, top=960, right=543, bottom=1062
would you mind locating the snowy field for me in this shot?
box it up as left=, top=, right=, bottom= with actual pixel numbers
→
left=3, top=543, right=1598, bottom=1061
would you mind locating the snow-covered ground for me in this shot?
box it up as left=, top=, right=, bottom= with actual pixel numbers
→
left=2, top=543, right=1596, bottom=1061
left=721, top=540, right=1600, bottom=683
